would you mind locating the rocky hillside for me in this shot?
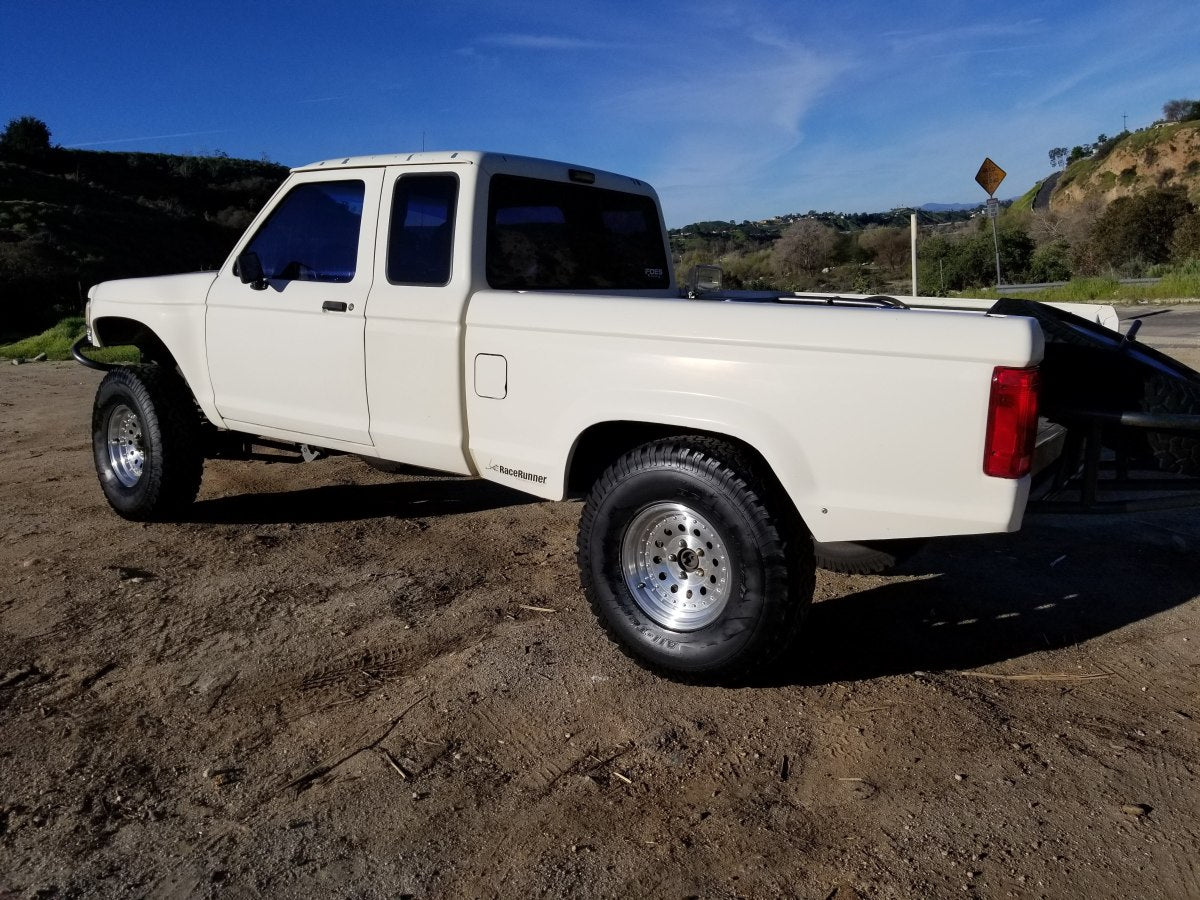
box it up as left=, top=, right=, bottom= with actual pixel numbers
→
left=1048, top=120, right=1200, bottom=210
left=0, top=145, right=287, bottom=339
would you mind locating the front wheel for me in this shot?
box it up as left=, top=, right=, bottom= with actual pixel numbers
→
left=92, top=366, right=204, bottom=520
left=577, top=437, right=814, bottom=681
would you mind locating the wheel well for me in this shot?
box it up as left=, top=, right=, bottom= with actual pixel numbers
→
left=565, top=421, right=788, bottom=505
left=92, top=317, right=177, bottom=368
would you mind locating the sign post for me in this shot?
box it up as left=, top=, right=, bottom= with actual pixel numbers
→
left=975, top=157, right=1007, bottom=287
left=910, top=213, right=918, bottom=298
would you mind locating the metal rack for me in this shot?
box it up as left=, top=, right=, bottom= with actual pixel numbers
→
left=1029, top=410, right=1200, bottom=514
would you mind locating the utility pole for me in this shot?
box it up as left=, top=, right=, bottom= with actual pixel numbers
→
left=1122, top=113, right=1128, bottom=132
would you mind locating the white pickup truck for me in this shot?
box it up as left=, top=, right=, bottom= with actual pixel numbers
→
left=76, top=150, right=1200, bottom=679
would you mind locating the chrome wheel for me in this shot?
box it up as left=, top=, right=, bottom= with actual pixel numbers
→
left=106, top=403, right=145, bottom=487
left=620, top=501, right=733, bottom=631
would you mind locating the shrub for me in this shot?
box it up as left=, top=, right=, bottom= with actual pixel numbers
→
left=1085, top=187, right=1194, bottom=273
left=1029, top=240, right=1073, bottom=282
left=917, top=225, right=1034, bottom=291
left=1173, top=212, right=1200, bottom=263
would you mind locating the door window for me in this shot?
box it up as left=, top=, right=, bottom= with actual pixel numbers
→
left=243, top=180, right=365, bottom=283
left=387, top=175, right=459, bottom=285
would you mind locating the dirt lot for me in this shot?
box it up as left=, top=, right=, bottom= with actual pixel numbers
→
left=2, top=317, right=1200, bottom=898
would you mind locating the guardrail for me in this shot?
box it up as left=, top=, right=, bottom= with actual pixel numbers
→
left=994, top=277, right=1162, bottom=295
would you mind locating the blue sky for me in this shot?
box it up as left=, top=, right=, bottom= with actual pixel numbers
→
left=2, top=0, right=1199, bottom=226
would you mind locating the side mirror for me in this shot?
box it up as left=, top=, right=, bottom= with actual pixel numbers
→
left=686, top=264, right=723, bottom=298
left=236, top=251, right=267, bottom=290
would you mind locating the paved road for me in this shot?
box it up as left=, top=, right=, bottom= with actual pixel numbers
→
left=1031, top=171, right=1062, bottom=211
left=1122, top=305, right=1200, bottom=368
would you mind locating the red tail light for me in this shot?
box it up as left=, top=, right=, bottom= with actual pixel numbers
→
left=983, top=366, right=1040, bottom=479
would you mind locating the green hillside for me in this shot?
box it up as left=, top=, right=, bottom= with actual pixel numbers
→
left=0, top=133, right=287, bottom=340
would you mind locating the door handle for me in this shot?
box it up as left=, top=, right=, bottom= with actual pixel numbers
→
left=322, top=300, right=348, bottom=312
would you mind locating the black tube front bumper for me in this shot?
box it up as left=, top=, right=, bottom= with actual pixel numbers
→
left=71, top=335, right=121, bottom=372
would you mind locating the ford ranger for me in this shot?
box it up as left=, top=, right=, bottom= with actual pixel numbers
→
left=75, top=151, right=1200, bottom=679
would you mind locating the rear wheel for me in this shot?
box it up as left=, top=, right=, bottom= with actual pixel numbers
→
left=577, top=437, right=814, bottom=680
left=91, top=366, right=203, bottom=520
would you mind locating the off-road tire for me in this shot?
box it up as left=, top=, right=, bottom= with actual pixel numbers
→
left=91, top=365, right=204, bottom=520
left=577, top=436, right=814, bottom=681
left=1142, top=374, right=1200, bottom=474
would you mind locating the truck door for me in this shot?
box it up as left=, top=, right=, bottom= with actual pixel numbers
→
left=361, top=165, right=474, bottom=474
left=206, top=170, right=383, bottom=446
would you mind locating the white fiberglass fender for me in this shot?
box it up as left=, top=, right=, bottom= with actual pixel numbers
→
left=463, top=290, right=1043, bottom=544
left=88, top=272, right=222, bottom=424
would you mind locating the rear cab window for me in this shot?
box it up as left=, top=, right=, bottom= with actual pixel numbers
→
left=486, top=174, right=669, bottom=291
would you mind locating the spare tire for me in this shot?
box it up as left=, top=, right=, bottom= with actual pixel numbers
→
left=990, top=299, right=1200, bottom=475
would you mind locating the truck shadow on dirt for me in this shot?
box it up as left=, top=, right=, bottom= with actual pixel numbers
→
left=184, top=477, right=539, bottom=525
left=774, top=512, right=1199, bottom=686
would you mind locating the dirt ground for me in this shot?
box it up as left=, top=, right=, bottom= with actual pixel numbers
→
left=2, top=321, right=1200, bottom=898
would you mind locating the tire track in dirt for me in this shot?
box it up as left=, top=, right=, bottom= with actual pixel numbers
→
left=460, top=702, right=612, bottom=791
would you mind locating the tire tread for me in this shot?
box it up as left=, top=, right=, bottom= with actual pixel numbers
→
left=576, top=435, right=813, bottom=682
left=92, top=365, right=203, bottom=520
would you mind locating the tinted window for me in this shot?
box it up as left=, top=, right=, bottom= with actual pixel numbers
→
left=486, top=175, right=669, bottom=290
left=388, top=175, right=458, bottom=284
left=244, top=180, right=364, bottom=283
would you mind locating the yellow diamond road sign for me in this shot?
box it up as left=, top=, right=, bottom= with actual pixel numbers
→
left=975, top=158, right=1007, bottom=197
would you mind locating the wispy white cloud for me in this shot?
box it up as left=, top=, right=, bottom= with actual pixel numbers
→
left=881, top=19, right=1045, bottom=54
left=611, top=39, right=850, bottom=222
left=923, top=42, right=1051, bottom=62
left=64, top=129, right=228, bottom=148
left=476, top=32, right=621, bottom=51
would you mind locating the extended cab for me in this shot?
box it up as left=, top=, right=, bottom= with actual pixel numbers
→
left=77, top=151, right=1200, bottom=678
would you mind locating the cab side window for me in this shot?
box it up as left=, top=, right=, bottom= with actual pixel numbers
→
left=243, top=180, right=365, bottom=283
left=387, top=175, right=458, bottom=285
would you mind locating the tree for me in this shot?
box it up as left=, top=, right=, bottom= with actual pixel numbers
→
left=1048, top=147, right=1069, bottom=169
left=771, top=219, right=837, bottom=280
left=1067, top=145, right=1091, bottom=164
left=1083, top=187, right=1194, bottom=274
left=1172, top=212, right=1200, bottom=262
left=1163, top=98, right=1200, bottom=123
left=858, top=226, right=909, bottom=272
left=0, top=116, right=52, bottom=159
